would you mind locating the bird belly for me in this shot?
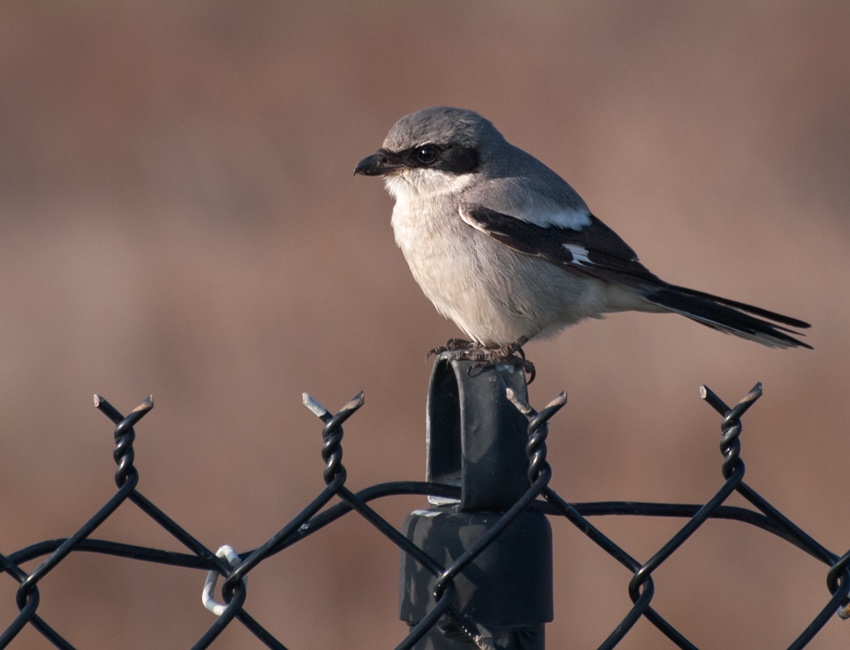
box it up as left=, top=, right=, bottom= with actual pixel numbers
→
left=392, top=202, right=612, bottom=347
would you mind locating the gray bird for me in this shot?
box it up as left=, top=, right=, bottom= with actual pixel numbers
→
left=354, top=106, right=810, bottom=366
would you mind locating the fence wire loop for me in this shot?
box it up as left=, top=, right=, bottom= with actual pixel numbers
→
left=202, top=546, right=246, bottom=617
left=701, top=382, right=762, bottom=478
left=94, top=393, right=154, bottom=488
left=507, top=387, right=566, bottom=485
left=303, top=391, right=364, bottom=484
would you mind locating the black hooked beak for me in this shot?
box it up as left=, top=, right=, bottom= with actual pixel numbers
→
left=354, top=148, right=405, bottom=176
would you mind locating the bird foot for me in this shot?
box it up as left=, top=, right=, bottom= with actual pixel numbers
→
left=428, top=338, right=535, bottom=383
left=469, top=345, right=536, bottom=384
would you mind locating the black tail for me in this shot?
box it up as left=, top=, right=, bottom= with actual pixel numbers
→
left=644, top=284, right=812, bottom=349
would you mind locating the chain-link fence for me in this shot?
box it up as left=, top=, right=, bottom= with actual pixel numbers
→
left=2, top=355, right=848, bottom=649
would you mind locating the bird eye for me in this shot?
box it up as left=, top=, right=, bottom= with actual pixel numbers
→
left=414, top=144, right=439, bottom=165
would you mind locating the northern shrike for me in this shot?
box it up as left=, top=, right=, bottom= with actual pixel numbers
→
left=354, top=106, right=810, bottom=366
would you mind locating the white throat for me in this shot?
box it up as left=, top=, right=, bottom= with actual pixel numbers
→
left=384, top=169, right=476, bottom=202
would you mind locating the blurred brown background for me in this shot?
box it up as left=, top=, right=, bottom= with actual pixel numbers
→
left=1, top=2, right=848, bottom=648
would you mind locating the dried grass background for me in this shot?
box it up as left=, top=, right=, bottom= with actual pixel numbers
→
left=1, top=2, right=849, bottom=648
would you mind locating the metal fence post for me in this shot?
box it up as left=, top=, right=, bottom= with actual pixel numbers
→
left=399, top=354, right=554, bottom=649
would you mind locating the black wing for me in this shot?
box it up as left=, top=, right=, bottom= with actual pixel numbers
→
left=460, top=204, right=663, bottom=287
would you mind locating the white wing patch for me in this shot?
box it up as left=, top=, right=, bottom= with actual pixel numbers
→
left=459, top=203, right=592, bottom=234
left=527, top=206, right=592, bottom=230
left=564, top=243, right=591, bottom=266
